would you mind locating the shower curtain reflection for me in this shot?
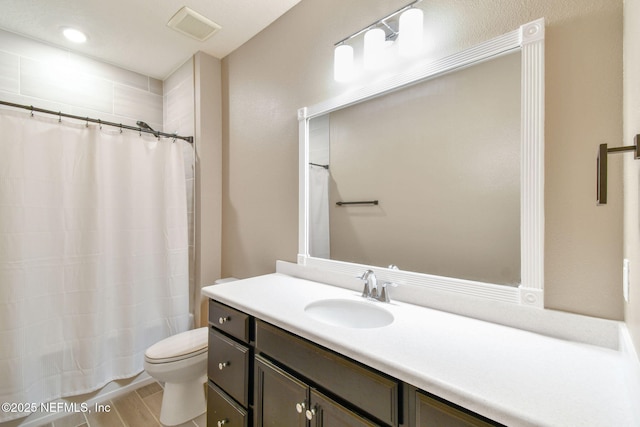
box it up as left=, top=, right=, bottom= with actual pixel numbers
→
left=309, top=164, right=330, bottom=259
left=0, top=110, right=190, bottom=422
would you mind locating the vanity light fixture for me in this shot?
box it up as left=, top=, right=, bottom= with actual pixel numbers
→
left=62, top=27, right=87, bottom=43
left=398, top=8, right=424, bottom=56
left=333, top=0, right=423, bottom=82
left=363, top=28, right=386, bottom=70
left=334, top=44, right=355, bottom=82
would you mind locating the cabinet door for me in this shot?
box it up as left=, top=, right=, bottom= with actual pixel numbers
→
left=415, top=391, right=500, bottom=427
left=308, top=389, right=381, bottom=427
left=255, top=355, right=307, bottom=427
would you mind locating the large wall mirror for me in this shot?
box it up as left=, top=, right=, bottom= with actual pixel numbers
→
left=298, top=19, right=545, bottom=307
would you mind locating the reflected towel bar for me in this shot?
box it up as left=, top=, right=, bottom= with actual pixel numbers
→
left=597, top=135, right=640, bottom=205
left=336, top=200, right=379, bottom=206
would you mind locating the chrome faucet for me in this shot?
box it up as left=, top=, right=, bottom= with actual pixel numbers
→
left=358, top=270, right=395, bottom=303
left=359, top=270, right=377, bottom=299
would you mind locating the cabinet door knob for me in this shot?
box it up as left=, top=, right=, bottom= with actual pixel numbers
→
left=217, top=419, right=227, bottom=427
left=218, top=316, right=230, bottom=324
left=295, top=402, right=305, bottom=413
left=305, top=407, right=316, bottom=421
left=218, top=361, right=230, bottom=370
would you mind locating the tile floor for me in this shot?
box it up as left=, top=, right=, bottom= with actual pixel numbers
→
left=37, top=382, right=207, bottom=427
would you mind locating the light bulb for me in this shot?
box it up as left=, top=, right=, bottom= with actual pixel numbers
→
left=399, top=8, right=423, bottom=57
left=334, top=44, right=354, bottom=82
left=63, top=28, right=87, bottom=43
left=363, top=28, right=385, bottom=70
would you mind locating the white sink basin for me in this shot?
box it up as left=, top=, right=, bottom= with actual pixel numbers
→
left=304, top=298, right=394, bottom=329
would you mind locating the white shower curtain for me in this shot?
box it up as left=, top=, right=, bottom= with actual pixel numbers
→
left=309, top=164, right=330, bottom=259
left=0, top=110, right=190, bottom=422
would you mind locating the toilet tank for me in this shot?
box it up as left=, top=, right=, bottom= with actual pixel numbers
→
left=214, top=277, right=238, bottom=285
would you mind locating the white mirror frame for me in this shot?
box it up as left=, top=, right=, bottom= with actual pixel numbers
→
left=298, top=19, right=545, bottom=307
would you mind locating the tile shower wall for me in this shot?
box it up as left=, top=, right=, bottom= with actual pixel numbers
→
left=164, top=58, right=196, bottom=318
left=0, top=29, right=163, bottom=129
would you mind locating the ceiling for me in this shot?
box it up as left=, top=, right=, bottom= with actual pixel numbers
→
left=0, top=0, right=302, bottom=80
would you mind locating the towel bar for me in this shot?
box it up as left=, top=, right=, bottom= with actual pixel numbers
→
left=336, top=200, right=379, bottom=206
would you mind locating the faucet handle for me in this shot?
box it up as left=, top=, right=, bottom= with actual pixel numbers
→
left=379, top=281, right=398, bottom=303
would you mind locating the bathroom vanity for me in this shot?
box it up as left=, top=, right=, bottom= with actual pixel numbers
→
left=205, top=290, right=498, bottom=426
left=202, top=266, right=640, bottom=427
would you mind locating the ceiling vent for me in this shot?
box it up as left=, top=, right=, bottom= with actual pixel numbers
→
left=167, top=6, right=221, bottom=42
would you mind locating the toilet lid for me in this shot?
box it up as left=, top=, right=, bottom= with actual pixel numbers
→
left=145, top=327, right=208, bottom=363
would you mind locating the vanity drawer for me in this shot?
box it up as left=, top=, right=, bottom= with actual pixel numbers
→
left=207, top=381, right=248, bottom=427
left=209, top=328, right=251, bottom=407
left=209, top=299, right=250, bottom=343
left=255, top=320, right=400, bottom=426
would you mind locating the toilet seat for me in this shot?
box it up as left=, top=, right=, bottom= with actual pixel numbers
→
left=145, top=327, right=208, bottom=364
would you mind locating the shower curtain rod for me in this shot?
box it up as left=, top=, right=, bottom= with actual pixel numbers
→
left=0, top=100, right=194, bottom=143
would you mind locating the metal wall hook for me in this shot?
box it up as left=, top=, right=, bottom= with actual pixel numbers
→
left=597, top=135, right=640, bottom=205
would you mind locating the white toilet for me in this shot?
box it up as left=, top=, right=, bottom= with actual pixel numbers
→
left=144, top=278, right=237, bottom=426
left=144, top=326, right=208, bottom=426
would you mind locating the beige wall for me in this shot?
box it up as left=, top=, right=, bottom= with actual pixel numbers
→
left=194, top=52, right=223, bottom=327
left=222, top=0, right=623, bottom=319
left=624, top=0, right=640, bottom=352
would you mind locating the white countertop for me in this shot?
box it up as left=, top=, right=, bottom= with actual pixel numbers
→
left=202, top=273, right=640, bottom=427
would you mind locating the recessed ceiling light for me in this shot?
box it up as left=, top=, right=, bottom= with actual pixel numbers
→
left=63, top=28, right=87, bottom=43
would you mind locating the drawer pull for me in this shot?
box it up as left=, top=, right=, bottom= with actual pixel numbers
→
left=217, top=419, right=227, bottom=427
left=218, top=361, right=230, bottom=370
left=218, top=316, right=230, bottom=324
left=295, top=402, right=306, bottom=413
left=305, top=407, right=316, bottom=421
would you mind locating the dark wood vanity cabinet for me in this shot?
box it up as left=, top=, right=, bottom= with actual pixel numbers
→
left=255, top=355, right=380, bottom=427
left=254, top=320, right=399, bottom=427
left=207, top=300, right=253, bottom=427
left=207, top=298, right=502, bottom=427
left=410, top=390, right=504, bottom=427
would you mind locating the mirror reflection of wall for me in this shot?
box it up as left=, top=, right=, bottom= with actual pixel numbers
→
left=309, top=51, right=522, bottom=286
